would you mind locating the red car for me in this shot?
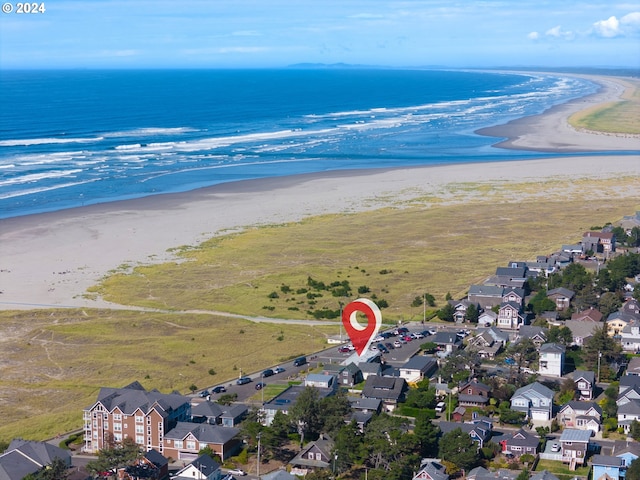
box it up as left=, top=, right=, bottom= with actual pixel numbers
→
left=402, top=335, right=413, bottom=342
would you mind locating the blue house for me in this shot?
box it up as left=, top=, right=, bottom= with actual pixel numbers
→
left=591, top=455, right=623, bottom=480
left=612, top=441, right=640, bottom=478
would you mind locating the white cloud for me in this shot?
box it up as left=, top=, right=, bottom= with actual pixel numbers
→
left=545, top=25, right=574, bottom=39
left=593, top=15, right=621, bottom=37
left=527, top=31, right=539, bottom=40
left=592, top=12, right=640, bottom=37
left=621, top=11, right=640, bottom=28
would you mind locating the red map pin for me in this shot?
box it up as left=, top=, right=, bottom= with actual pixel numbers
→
left=341, top=298, right=382, bottom=356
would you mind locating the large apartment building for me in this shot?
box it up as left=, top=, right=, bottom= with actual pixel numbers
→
left=83, top=381, right=191, bottom=454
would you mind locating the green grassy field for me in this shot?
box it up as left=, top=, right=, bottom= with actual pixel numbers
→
left=569, top=78, right=640, bottom=134
left=1, top=175, right=638, bottom=442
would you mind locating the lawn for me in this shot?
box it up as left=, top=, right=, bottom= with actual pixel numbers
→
left=535, top=459, right=590, bottom=478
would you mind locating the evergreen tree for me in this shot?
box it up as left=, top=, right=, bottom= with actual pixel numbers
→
left=289, top=386, right=323, bottom=449
left=414, top=413, right=439, bottom=457
left=465, top=303, right=479, bottom=323
left=629, top=458, right=640, bottom=480
left=438, top=427, right=480, bottom=471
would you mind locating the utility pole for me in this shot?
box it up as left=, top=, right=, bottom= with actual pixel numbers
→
left=257, top=432, right=261, bottom=478
left=597, top=351, right=602, bottom=383
left=423, top=293, right=426, bottom=324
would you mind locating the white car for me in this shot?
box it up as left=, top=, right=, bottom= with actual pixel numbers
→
left=551, top=443, right=560, bottom=452
left=228, top=468, right=247, bottom=476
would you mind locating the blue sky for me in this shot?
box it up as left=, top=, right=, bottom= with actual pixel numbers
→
left=1, top=1, right=639, bottom=69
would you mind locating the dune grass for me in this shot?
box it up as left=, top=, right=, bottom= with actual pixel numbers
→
left=0, top=309, right=333, bottom=441
left=92, top=176, right=640, bottom=322
left=569, top=78, right=640, bottom=134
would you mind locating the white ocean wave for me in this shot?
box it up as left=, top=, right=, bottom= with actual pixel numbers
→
left=0, top=169, right=83, bottom=187
left=103, top=127, right=198, bottom=138
left=0, top=137, right=104, bottom=147
left=0, top=179, right=98, bottom=200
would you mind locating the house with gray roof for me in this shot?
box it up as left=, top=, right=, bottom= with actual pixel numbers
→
left=413, top=460, right=449, bottom=480
left=0, top=439, right=71, bottom=480
left=516, top=325, right=548, bottom=348
left=82, top=380, right=191, bottom=453
left=571, top=307, right=603, bottom=323
left=172, top=453, right=221, bottom=480
left=362, top=375, right=408, bottom=412
left=547, top=287, right=575, bottom=311
left=468, top=285, right=505, bottom=310
left=467, top=467, right=518, bottom=480
left=497, top=301, right=526, bottom=330
left=510, top=382, right=554, bottom=421
left=289, top=434, right=334, bottom=477
left=563, top=320, right=599, bottom=347
left=399, top=356, right=438, bottom=383
left=467, top=330, right=503, bottom=359
left=432, top=331, right=462, bottom=354
left=262, top=470, right=298, bottom=480
left=617, top=399, right=640, bottom=433
left=557, top=401, right=602, bottom=434
left=627, top=356, right=640, bottom=376
left=530, top=471, right=560, bottom=480
left=572, top=370, right=596, bottom=401
left=499, top=428, right=539, bottom=458
left=438, top=419, right=493, bottom=448
left=163, top=422, right=241, bottom=461
left=620, top=322, right=640, bottom=353
left=458, top=378, right=491, bottom=407
left=559, top=428, right=592, bottom=467
left=591, top=454, right=624, bottom=480
left=262, top=384, right=335, bottom=426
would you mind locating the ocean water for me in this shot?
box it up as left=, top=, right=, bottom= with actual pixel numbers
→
left=0, top=69, right=599, bottom=219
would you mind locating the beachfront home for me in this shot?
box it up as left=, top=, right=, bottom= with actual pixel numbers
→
left=163, top=422, right=241, bottom=461
left=557, top=401, right=602, bottom=434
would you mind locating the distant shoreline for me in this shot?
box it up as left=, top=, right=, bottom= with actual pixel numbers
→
left=0, top=74, right=638, bottom=311
left=476, top=74, right=640, bottom=152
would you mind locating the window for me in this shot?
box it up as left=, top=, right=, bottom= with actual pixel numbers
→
left=186, top=441, right=196, bottom=450
left=135, top=416, right=143, bottom=424
left=147, top=417, right=151, bottom=425
left=136, top=425, right=144, bottom=434
left=114, top=414, right=121, bottom=421
left=540, top=361, right=548, bottom=368
left=308, top=453, right=314, bottom=459
left=104, top=422, right=109, bottom=430
left=104, top=413, right=108, bottom=420
left=114, top=433, right=122, bottom=442
left=174, top=440, right=183, bottom=449
left=316, top=453, right=322, bottom=460
left=136, top=435, right=144, bottom=444
left=578, top=382, right=587, bottom=389
left=114, top=423, right=122, bottom=432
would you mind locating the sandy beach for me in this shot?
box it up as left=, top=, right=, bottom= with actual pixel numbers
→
left=1, top=74, right=638, bottom=311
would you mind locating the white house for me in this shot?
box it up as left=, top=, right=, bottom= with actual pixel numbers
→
left=618, top=400, right=640, bottom=433
left=539, top=343, right=565, bottom=377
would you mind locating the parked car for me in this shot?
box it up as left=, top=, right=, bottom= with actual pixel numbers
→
left=212, top=386, right=227, bottom=394
left=394, top=327, right=409, bottom=335
left=199, top=390, right=209, bottom=398
left=551, top=443, right=561, bottom=452
left=293, top=356, right=307, bottom=367
left=435, top=401, right=446, bottom=413
left=373, top=335, right=385, bottom=342
left=236, top=377, right=252, bottom=385
left=393, top=340, right=402, bottom=348
left=273, top=367, right=285, bottom=374
left=484, top=322, right=492, bottom=327
left=384, top=342, right=395, bottom=350
left=338, top=346, right=351, bottom=353
left=255, top=382, right=266, bottom=390
left=370, top=344, right=378, bottom=351
left=377, top=343, right=388, bottom=353
left=427, top=328, right=437, bottom=335
left=262, top=369, right=274, bottom=378
left=228, top=468, right=246, bottom=476
left=402, top=335, right=413, bottom=342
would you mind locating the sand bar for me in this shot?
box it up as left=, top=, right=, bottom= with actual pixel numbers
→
left=0, top=75, right=638, bottom=311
